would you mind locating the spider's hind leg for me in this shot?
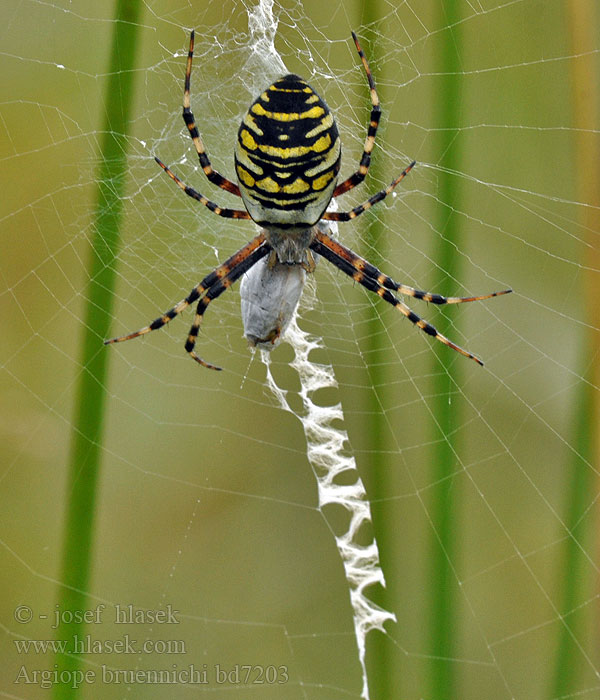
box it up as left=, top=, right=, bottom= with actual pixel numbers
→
left=182, top=30, right=241, bottom=197
left=332, top=31, right=382, bottom=198
left=324, top=161, right=416, bottom=222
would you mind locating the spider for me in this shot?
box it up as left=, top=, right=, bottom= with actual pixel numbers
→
left=105, top=30, right=511, bottom=369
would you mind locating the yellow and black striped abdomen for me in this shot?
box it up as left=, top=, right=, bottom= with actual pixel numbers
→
left=234, top=74, right=341, bottom=229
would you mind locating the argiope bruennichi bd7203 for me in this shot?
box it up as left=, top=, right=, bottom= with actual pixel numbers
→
left=105, top=30, right=511, bottom=369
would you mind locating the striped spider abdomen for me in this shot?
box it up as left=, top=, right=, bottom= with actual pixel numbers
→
left=234, top=74, right=341, bottom=233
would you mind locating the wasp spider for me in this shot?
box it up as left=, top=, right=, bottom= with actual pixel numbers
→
left=105, top=30, right=511, bottom=370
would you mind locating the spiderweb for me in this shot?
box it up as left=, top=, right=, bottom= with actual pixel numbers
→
left=1, top=0, right=599, bottom=698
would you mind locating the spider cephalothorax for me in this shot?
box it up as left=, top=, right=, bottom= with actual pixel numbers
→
left=105, top=30, right=510, bottom=370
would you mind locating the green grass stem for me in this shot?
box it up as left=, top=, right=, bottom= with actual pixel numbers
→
left=429, top=3, right=463, bottom=698
left=355, top=3, right=396, bottom=698
left=550, top=2, right=600, bottom=696
left=53, top=2, right=142, bottom=697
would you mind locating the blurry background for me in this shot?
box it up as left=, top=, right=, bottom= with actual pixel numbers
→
left=1, top=0, right=598, bottom=698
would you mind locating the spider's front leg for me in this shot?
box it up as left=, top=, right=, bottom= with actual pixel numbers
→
left=183, top=242, right=271, bottom=369
left=104, top=234, right=267, bottom=356
left=313, top=227, right=512, bottom=304
left=310, top=236, right=510, bottom=366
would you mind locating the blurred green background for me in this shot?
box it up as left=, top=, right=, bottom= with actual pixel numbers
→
left=1, top=0, right=598, bottom=698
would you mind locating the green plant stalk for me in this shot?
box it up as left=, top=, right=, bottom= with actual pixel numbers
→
left=429, top=2, right=463, bottom=698
left=550, top=1, right=600, bottom=695
left=355, top=4, right=396, bottom=698
left=53, top=1, right=142, bottom=697
left=550, top=349, right=596, bottom=697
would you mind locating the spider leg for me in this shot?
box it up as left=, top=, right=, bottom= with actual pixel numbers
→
left=182, top=30, right=241, bottom=197
left=184, top=243, right=271, bottom=370
left=312, top=228, right=512, bottom=303
left=323, top=160, right=416, bottom=222
left=333, top=31, right=382, bottom=198
left=104, top=233, right=266, bottom=345
left=310, top=237, right=486, bottom=365
left=155, top=157, right=251, bottom=219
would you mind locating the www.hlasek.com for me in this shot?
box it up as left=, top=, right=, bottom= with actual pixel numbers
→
left=15, top=663, right=290, bottom=689
left=14, top=633, right=186, bottom=655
